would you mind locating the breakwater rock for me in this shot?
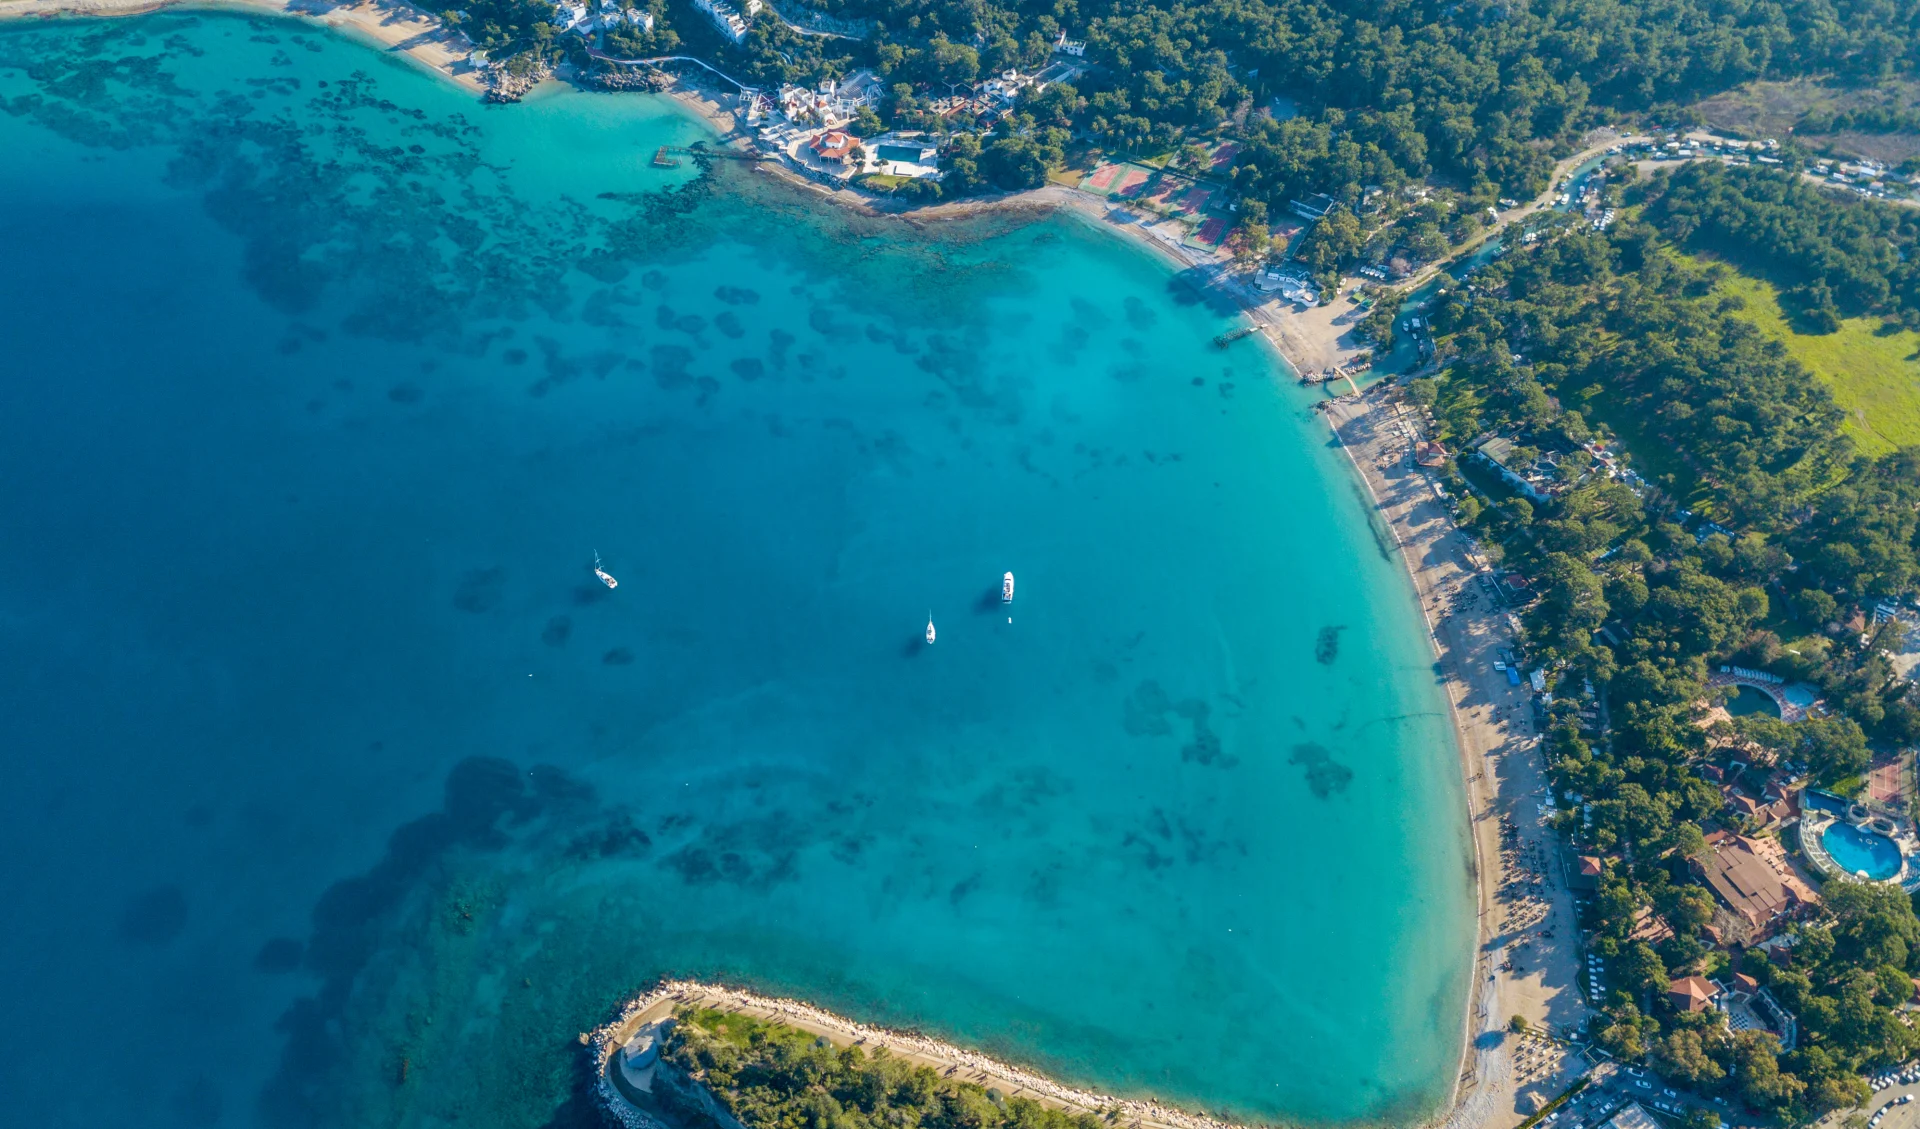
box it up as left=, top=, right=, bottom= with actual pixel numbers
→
left=585, top=66, right=670, bottom=93
left=485, top=62, right=549, bottom=103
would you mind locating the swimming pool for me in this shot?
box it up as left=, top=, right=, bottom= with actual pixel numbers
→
left=1726, top=684, right=1782, bottom=718
left=1823, top=821, right=1904, bottom=880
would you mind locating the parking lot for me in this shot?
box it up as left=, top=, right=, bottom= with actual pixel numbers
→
left=1547, top=1064, right=1742, bottom=1129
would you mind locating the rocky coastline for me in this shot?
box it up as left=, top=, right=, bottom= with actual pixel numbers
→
left=585, top=980, right=1254, bottom=1129
left=484, top=60, right=550, bottom=103
left=581, top=64, right=671, bottom=93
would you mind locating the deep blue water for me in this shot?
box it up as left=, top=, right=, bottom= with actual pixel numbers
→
left=0, top=14, right=1472, bottom=1129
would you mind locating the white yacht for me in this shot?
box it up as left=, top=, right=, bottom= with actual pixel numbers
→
left=925, top=613, right=936, bottom=645
left=593, top=550, right=618, bottom=590
left=1002, top=571, right=1015, bottom=603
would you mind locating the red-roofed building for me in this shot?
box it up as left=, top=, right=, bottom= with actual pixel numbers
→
left=809, top=130, right=860, bottom=165
left=1669, top=976, right=1720, bottom=1013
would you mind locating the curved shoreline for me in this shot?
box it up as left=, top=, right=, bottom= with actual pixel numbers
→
left=2, top=9, right=1543, bottom=1124
left=0, top=0, right=488, bottom=93
left=587, top=980, right=1256, bottom=1129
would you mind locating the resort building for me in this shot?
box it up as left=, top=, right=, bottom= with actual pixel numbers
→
left=1668, top=975, right=1721, bottom=1013
left=1602, top=1103, right=1661, bottom=1129
left=1472, top=435, right=1558, bottom=501
left=692, top=0, right=760, bottom=41
left=601, top=1, right=655, bottom=33
left=1290, top=193, right=1338, bottom=220
left=774, top=72, right=880, bottom=128
left=1692, top=830, right=1819, bottom=937
left=807, top=130, right=859, bottom=166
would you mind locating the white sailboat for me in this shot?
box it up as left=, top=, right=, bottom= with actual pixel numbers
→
left=1002, top=571, right=1015, bottom=603
left=925, top=612, right=936, bottom=645
left=593, top=550, right=618, bottom=590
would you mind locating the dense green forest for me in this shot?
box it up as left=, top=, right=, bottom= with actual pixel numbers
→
left=655, top=1008, right=1105, bottom=1129
left=451, top=0, right=1920, bottom=204
left=1644, top=162, right=1920, bottom=331
left=1404, top=159, right=1920, bottom=1117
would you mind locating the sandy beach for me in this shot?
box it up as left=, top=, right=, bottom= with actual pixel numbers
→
left=0, top=0, right=488, bottom=93
left=1323, top=391, right=1590, bottom=1129
left=2, top=7, right=1591, bottom=1120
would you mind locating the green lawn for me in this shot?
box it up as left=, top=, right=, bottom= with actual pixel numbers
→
left=1712, top=271, right=1920, bottom=455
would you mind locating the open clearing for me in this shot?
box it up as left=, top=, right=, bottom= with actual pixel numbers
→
left=1711, top=270, right=1920, bottom=455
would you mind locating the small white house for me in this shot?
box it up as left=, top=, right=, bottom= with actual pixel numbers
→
left=692, top=0, right=759, bottom=41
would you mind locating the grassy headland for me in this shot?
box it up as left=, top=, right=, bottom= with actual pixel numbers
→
left=658, top=1007, right=1106, bottom=1129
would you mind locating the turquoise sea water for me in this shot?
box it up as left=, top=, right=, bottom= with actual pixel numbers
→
left=0, top=14, right=1472, bottom=1129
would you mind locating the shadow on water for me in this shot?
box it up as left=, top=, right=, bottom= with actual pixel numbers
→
left=972, top=587, right=1004, bottom=614
left=899, top=634, right=926, bottom=658
left=257, top=756, right=598, bottom=1129
left=1165, top=268, right=1241, bottom=317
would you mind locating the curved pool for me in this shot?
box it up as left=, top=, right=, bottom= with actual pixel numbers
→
left=1823, top=821, right=1904, bottom=880
left=1727, top=684, right=1783, bottom=718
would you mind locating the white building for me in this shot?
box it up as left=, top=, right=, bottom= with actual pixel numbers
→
left=693, top=0, right=760, bottom=42
left=1055, top=31, right=1086, bottom=56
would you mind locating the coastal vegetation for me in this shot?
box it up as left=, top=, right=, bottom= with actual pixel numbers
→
left=1704, top=270, right=1920, bottom=456
left=1414, top=162, right=1920, bottom=1119
left=1642, top=163, right=1920, bottom=332
left=462, top=0, right=1920, bottom=220
left=657, top=1008, right=1105, bottom=1129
